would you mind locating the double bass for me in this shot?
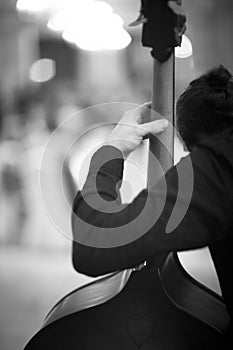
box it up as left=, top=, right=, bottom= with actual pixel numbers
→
left=24, top=1, right=230, bottom=349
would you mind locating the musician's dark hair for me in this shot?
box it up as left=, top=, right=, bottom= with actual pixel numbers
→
left=176, top=65, right=233, bottom=149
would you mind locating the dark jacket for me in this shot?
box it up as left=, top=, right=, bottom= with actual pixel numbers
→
left=72, top=136, right=233, bottom=348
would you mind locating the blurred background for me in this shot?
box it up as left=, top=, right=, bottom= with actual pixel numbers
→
left=0, top=0, right=232, bottom=349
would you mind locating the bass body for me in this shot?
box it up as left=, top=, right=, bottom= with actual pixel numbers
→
left=24, top=253, right=229, bottom=349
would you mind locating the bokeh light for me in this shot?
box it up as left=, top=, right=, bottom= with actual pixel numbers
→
left=175, top=35, right=193, bottom=58
left=29, top=58, right=56, bottom=83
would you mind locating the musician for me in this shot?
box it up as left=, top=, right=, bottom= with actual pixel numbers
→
left=72, top=65, right=233, bottom=349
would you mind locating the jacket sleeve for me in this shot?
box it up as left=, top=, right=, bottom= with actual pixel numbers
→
left=72, top=144, right=233, bottom=277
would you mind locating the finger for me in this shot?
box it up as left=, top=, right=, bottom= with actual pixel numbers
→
left=139, top=119, right=169, bottom=137
left=138, top=104, right=166, bottom=124
left=141, top=102, right=152, bottom=109
left=150, top=108, right=166, bottom=122
left=135, top=102, right=152, bottom=123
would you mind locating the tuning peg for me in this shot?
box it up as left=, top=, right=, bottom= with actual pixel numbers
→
left=129, top=14, right=148, bottom=27
left=168, top=1, right=185, bottom=16
left=129, top=4, right=148, bottom=27
left=174, top=24, right=186, bottom=45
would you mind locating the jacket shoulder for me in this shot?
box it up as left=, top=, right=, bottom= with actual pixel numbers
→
left=198, top=136, right=233, bottom=167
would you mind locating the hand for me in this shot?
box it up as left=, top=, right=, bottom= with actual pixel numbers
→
left=105, top=103, right=169, bottom=158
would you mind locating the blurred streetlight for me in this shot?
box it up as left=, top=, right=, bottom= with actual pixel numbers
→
left=175, top=35, right=193, bottom=58
left=29, top=58, right=56, bottom=83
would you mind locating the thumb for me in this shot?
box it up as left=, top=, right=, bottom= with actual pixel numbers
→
left=139, top=119, right=169, bottom=137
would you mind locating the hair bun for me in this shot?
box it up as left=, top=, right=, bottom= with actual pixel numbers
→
left=205, top=65, right=232, bottom=92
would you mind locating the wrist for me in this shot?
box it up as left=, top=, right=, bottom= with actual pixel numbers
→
left=90, top=144, right=124, bottom=180
left=103, top=140, right=128, bottom=158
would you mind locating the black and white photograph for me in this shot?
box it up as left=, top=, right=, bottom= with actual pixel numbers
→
left=0, top=1, right=233, bottom=349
